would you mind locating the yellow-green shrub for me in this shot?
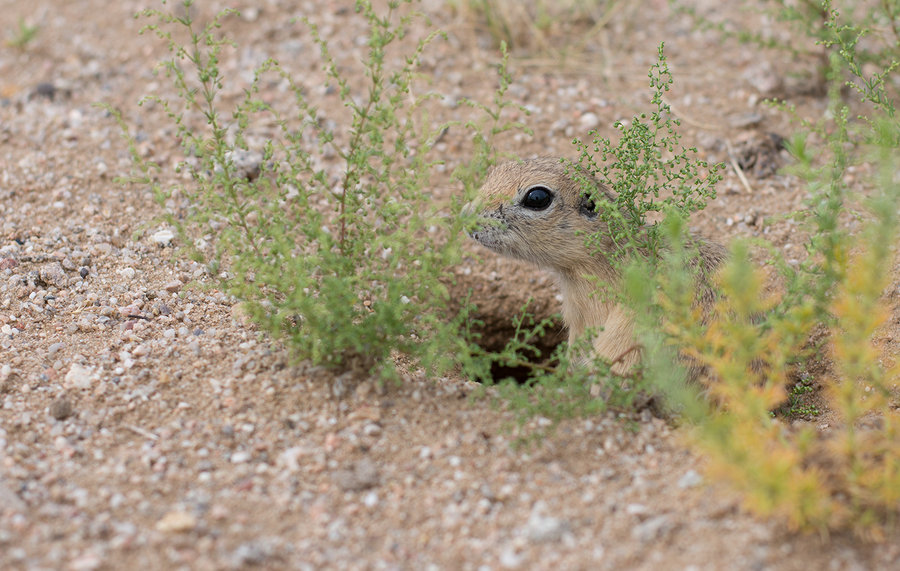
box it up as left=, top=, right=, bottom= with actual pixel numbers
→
left=639, top=8, right=900, bottom=531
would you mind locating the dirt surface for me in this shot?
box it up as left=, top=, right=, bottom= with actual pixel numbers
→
left=2, top=1, right=900, bottom=569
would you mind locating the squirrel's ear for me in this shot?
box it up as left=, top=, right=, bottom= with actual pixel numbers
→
left=579, top=194, right=598, bottom=218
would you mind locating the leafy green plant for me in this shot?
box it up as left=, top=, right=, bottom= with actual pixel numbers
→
left=778, top=375, right=821, bottom=419
left=6, top=18, right=39, bottom=49
left=636, top=4, right=900, bottom=535
left=570, top=43, right=723, bottom=261
left=496, top=2, right=900, bottom=535
left=663, top=170, right=899, bottom=534
left=110, top=0, right=526, bottom=380
left=482, top=0, right=900, bottom=537
left=775, top=4, right=899, bottom=320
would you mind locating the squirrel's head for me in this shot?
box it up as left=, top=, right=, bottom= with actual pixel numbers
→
left=466, top=157, right=616, bottom=275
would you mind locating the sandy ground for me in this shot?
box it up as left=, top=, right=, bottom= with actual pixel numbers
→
left=2, top=0, right=899, bottom=569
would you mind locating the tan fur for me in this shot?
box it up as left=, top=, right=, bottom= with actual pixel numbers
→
left=467, top=157, right=727, bottom=374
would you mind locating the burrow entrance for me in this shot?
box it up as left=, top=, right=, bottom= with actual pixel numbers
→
left=466, top=311, right=566, bottom=384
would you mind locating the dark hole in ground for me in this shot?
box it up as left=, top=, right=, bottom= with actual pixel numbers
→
left=469, top=315, right=566, bottom=384
left=488, top=351, right=558, bottom=384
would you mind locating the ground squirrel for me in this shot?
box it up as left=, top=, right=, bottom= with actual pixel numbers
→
left=467, top=157, right=727, bottom=374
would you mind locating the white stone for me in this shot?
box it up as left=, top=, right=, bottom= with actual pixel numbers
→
left=64, top=363, right=95, bottom=390
left=579, top=112, right=601, bottom=131
left=151, top=229, right=175, bottom=246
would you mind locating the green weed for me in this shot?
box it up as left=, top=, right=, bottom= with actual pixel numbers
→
left=492, top=2, right=900, bottom=536
left=110, top=0, right=526, bottom=380
left=641, top=2, right=900, bottom=535
left=779, top=376, right=821, bottom=419
left=570, top=43, right=723, bottom=260
left=6, top=18, right=39, bottom=49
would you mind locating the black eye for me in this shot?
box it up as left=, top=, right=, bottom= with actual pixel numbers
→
left=521, top=186, right=553, bottom=210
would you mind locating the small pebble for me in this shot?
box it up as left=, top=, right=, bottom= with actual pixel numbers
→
left=0, top=479, right=26, bottom=511
left=632, top=514, right=673, bottom=543
left=229, top=541, right=271, bottom=567
left=626, top=503, right=648, bottom=516
left=39, top=262, right=67, bottom=288
left=32, top=82, right=58, bottom=100
left=155, top=510, right=197, bottom=533
left=151, top=229, right=175, bottom=246
left=64, top=363, right=95, bottom=390
left=49, top=396, right=74, bottom=420
left=525, top=501, right=569, bottom=542
left=579, top=111, right=600, bottom=131
left=678, top=470, right=703, bottom=489
left=332, top=458, right=379, bottom=491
